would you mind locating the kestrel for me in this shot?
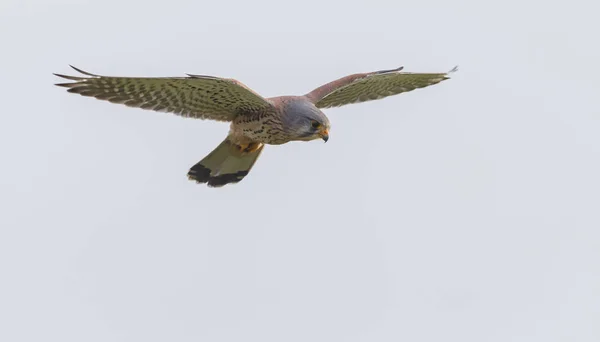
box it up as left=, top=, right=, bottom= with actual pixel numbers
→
left=54, top=64, right=457, bottom=187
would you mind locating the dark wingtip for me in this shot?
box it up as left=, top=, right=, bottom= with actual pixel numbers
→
left=69, top=65, right=99, bottom=77
left=447, top=65, right=459, bottom=74
left=53, top=73, right=85, bottom=81
left=54, top=82, right=76, bottom=87
left=374, top=66, right=404, bottom=75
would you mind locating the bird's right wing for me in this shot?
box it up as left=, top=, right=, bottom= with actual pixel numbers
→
left=54, top=65, right=274, bottom=122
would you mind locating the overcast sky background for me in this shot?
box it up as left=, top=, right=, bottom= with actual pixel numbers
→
left=1, top=0, right=599, bottom=341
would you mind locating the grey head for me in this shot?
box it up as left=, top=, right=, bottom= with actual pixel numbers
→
left=276, top=96, right=331, bottom=143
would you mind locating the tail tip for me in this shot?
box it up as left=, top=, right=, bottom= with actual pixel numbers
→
left=187, top=164, right=248, bottom=188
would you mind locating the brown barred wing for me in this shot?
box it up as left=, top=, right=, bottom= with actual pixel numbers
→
left=54, top=65, right=274, bottom=122
left=306, top=66, right=457, bottom=109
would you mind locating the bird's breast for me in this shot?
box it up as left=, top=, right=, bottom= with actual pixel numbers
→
left=230, top=114, right=289, bottom=145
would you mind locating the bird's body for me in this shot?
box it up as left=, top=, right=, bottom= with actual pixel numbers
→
left=228, top=96, right=331, bottom=145
left=228, top=96, right=314, bottom=146
left=54, top=64, right=457, bottom=187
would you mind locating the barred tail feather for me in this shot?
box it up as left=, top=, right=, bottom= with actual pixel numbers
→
left=187, top=138, right=264, bottom=187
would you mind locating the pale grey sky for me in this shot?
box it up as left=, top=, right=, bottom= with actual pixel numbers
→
left=1, top=0, right=599, bottom=341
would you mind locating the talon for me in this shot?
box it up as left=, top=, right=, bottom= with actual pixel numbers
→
left=235, top=142, right=262, bottom=153
left=237, top=143, right=248, bottom=152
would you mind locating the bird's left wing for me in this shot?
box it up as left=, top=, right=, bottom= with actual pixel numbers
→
left=305, top=66, right=457, bottom=109
left=54, top=65, right=273, bottom=122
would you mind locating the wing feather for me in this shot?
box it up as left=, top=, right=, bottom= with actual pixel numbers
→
left=54, top=65, right=273, bottom=121
left=306, top=66, right=457, bottom=109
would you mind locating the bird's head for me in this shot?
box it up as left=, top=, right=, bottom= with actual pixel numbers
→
left=281, top=98, right=331, bottom=143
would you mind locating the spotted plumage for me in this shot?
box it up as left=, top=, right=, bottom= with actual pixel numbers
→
left=54, top=64, right=457, bottom=187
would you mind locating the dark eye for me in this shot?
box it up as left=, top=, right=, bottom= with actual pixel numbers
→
left=311, top=120, right=321, bottom=129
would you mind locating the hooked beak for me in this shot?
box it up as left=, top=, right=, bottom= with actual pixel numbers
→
left=319, top=128, right=329, bottom=142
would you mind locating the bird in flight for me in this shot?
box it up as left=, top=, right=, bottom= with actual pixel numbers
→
left=54, top=64, right=457, bottom=187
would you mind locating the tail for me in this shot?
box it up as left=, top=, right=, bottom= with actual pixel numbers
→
left=187, top=138, right=265, bottom=187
